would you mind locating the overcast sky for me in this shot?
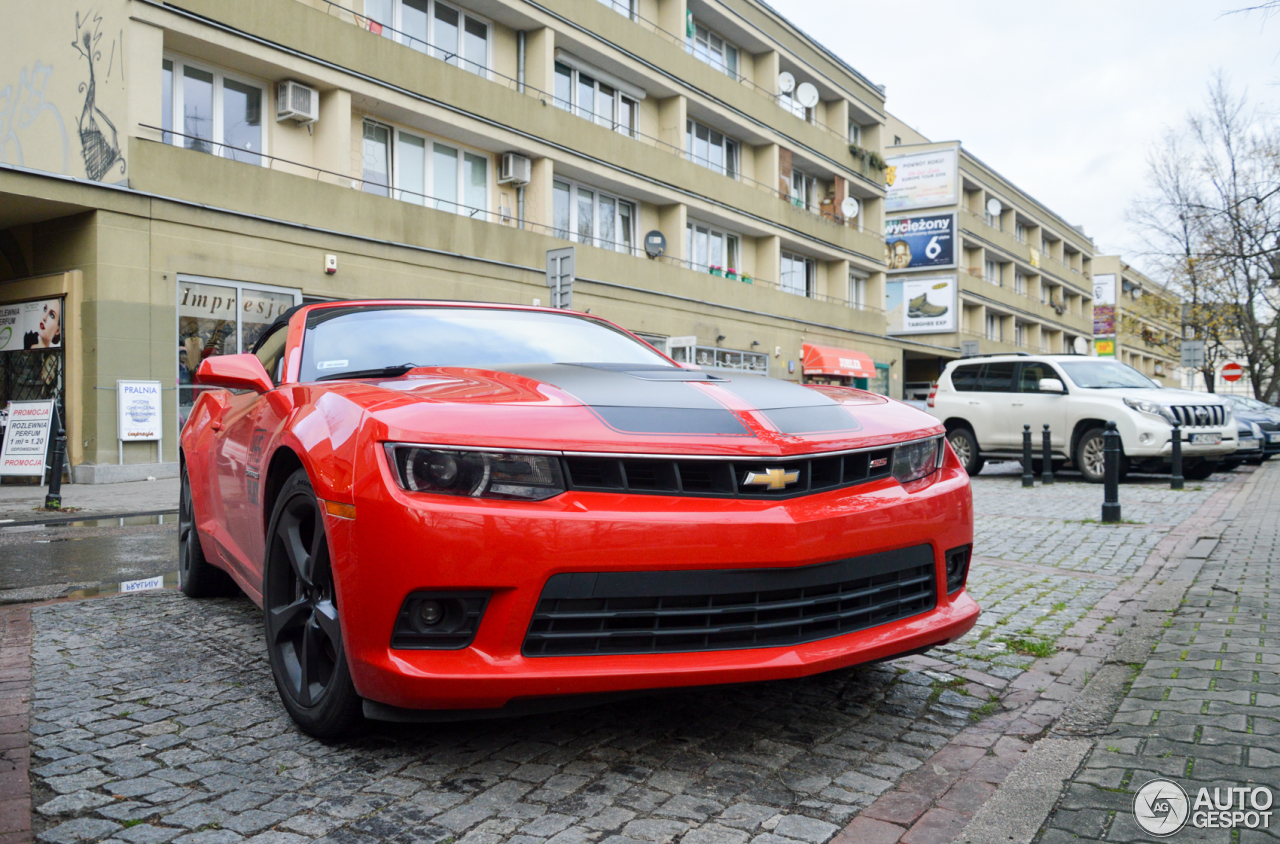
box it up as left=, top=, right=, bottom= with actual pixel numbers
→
left=768, top=0, right=1280, bottom=276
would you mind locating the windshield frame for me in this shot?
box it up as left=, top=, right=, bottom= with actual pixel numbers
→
left=1056, top=359, right=1161, bottom=390
left=297, top=303, right=675, bottom=382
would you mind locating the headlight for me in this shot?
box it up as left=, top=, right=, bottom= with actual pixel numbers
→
left=892, top=437, right=943, bottom=484
left=385, top=445, right=566, bottom=501
left=1123, top=397, right=1176, bottom=423
left=1253, top=422, right=1265, bottom=438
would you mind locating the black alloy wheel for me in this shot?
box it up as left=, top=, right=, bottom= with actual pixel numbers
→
left=263, top=468, right=362, bottom=738
left=178, top=462, right=238, bottom=598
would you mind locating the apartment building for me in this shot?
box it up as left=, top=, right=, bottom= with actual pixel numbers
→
left=883, top=118, right=1095, bottom=401
left=1090, top=257, right=1182, bottom=386
left=0, top=0, right=905, bottom=481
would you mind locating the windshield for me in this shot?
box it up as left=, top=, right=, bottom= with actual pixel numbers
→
left=1057, top=360, right=1159, bottom=389
left=1231, top=395, right=1271, bottom=412
left=298, top=306, right=670, bottom=382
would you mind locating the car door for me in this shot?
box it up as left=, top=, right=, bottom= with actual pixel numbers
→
left=1012, top=361, right=1069, bottom=454
left=972, top=361, right=1019, bottom=449
left=947, top=363, right=990, bottom=444
left=219, top=326, right=294, bottom=584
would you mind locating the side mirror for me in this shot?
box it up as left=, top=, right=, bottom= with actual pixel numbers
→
left=196, top=354, right=274, bottom=394
left=1039, top=377, right=1066, bottom=394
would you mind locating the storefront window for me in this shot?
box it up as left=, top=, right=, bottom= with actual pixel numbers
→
left=178, top=278, right=300, bottom=429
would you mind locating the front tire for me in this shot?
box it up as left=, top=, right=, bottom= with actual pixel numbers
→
left=947, top=427, right=984, bottom=475
left=1182, top=460, right=1219, bottom=481
left=263, top=468, right=362, bottom=739
left=179, top=462, right=239, bottom=598
left=1075, top=429, right=1109, bottom=484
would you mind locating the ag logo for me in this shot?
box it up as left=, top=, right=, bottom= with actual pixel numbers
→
left=1134, top=778, right=1189, bottom=837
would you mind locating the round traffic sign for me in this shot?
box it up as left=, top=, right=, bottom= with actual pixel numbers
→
left=1222, top=362, right=1244, bottom=382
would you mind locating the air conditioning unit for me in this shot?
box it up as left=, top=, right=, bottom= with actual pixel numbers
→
left=277, top=81, right=319, bottom=124
left=499, top=152, right=532, bottom=187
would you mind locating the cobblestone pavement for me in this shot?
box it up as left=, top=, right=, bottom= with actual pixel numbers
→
left=1038, top=462, right=1280, bottom=844
left=21, top=468, right=1253, bottom=844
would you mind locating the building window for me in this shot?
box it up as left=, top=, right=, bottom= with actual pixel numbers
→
left=688, top=22, right=738, bottom=77
left=392, top=127, right=488, bottom=216
left=363, top=0, right=491, bottom=76
left=1015, top=222, right=1027, bottom=243
left=893, top=135, right=902, bottom=145
left=686, top=120, right=739, bottom=178
left=984, top=260, right=1000, bottom=286
left=553, top=179, right=637, bottom=255
left=1041, top=236, right=1052, bottom=256
left=791, top=169, right=817, bottom=211
left=984, top=209, right=1000, bottom=230
left=362, top=121, right=392, bottom=196
left=553, top=62, right=640, bottom=138
left=598, top=0, right=634, bottom=16
left=848, top=121, right=862, bottom=146
left=1014, top=271, right=1027, bottom=296
left=849, top=272, right=867, bottom=309
left=779, top=89, right=814, bottom=123
left=1014, top=322, right=1026, bottom=347
left=780, top=252, right=815, bottom=297
left=985, top=313, right=1002, bottom=342
left=1041, top=282, right=1053, bottom=305
left=686, top=222, right=740, bottom=274
left=161, top=56, right=267, bottom=165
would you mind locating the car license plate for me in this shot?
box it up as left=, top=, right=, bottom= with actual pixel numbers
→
left=1240, top=438, right=1258, bottom=450
left=1192, top=434, right=1221, bottom=445
left=1270, top=433, right=1280, bottom=444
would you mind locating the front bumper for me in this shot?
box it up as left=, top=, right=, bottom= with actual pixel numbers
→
left=331, top=447, right=979, bottom=712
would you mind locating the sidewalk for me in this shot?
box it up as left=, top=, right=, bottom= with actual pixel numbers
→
left=0, top=478, right=179, bottom=523
left=1033, top=461, right=1280, bottom=843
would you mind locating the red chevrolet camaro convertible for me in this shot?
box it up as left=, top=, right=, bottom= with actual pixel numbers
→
left=180, top=300, right=978, bottom=737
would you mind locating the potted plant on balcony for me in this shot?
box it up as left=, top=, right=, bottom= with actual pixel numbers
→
left=710, top=265, right=724, bottom=277
left=726, top=267, right=738, bottom=280
left=741, top=274, right=753, bottom=284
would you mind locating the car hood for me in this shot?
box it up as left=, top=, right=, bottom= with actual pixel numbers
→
left=338, top=364, right=941, bottom=456
left=1073, top=386, right=1230, bottom=405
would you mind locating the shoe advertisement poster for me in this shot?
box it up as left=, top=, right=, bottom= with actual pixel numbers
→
left=886, top=275, right=958, bottom=335
left=885, top=214, right=956, bottom=271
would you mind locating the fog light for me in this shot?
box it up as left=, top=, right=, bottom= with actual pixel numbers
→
left=945, top=545, right=971, bottom=594
left=1139, top=433, right=1153, bottom=445
left=417, top=600, right=444, bottom=628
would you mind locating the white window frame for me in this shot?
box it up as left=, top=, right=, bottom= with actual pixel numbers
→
left=985, top=313, right=1003, bottom=342
left=685, top=119, right=740, bottom=178
left=984, top=259, right=1000, bottom=287
left=162, top=54, right=269, bottom=165
left=364, top=0, right=493, bottom=78
left=553, top=178, right=638, bottom=255
left=780, top=251, right=815, bottom=298
left=361, top=119, right=394, bottom=197
left=848, top=121, right=862, bottom=145
left=1015, top=222, right=1027, bottom=243
left=385, top=123, right=491, bottom=218
left=685, top=221, right=741, bottom=274
left=553, top=61, right=640, bottom=138
left=1013, top=271, right=1027, bottom=296
left=779, top=90, right=815, bottom=123
left=597, top=0, right=635, bottom=19
left=1014, top=321, right=1026, bottom=347
left=849, top=271, right=867, bottom=309
left=688, top=21, right=739, bottom=78
left=791, top=168, right=817, bottom=211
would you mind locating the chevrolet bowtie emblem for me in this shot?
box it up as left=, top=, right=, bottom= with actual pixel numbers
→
left=743, top=467, right=800, bottom=490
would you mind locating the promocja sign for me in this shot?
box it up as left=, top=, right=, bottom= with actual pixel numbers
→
left=0, top=399, right=55, bottom=476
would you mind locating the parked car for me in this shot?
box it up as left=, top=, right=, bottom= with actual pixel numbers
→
left=181, top=300, right=979, bottom=738
left=1222, top=416, right=1265, bottom=471
left=927, top=354, right=1236, bottom=482
left=1220, top=395, right=1280, bottom=460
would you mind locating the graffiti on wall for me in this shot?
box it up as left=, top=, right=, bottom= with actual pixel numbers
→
left=72, top=9, right=125, bottom=181
left=0, top=63, right=70, bottom=174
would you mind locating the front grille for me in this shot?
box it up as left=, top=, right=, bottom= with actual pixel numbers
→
left=562, top=448, right=895, bottom=500
left=523, top=545, right=937, bottom=657
left=1169, top=405, right=1226, bottom=427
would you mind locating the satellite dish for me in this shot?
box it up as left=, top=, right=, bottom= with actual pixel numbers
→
left=1073, top=337, right=1089, bottom=355
left=644, top=230, right=666, bottom=259
left=796, top=82, right=819, bottom=109
left=1133, top=287, right=1144, bottom=298
left=777, top=71, right=796, bottom=95
left=985, top=198, right=1002, bottom=217
left=840, top=197, right=860, bottom=218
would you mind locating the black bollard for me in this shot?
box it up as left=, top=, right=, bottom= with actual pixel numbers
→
left=1170, top=421, right=1184, bottom=490
left=1022, top=424, right=1034, bottom=488
left=1102, top=421, right=1121, bottom=523
left=44, top=405, right=66, bottom=510
left=1042, top=424, right=1055, bottom=485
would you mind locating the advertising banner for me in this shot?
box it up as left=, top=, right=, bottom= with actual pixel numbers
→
left=885, top=214, right=956, bottom=271
left=885, top=148, right=959, bottom=213
left=1093, top=274, right=1117, bottom=305
left=117, top=381, right=163, bottom=442
left=0, top=299, right=63, bottom=352
left=1093, top=306, right=1116, bottom=337
left=1096, top=339, right=1116, bottom=357
left=886, top=275, right=958, bottom=335
left=0, top=399, right=54, bottom=476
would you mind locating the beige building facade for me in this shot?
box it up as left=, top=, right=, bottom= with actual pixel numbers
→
left=0, top=0, right=930, bottom=481
left=1090, top=256, right=1182, bottom=386
left=883, top=117, right=1096, bottom=401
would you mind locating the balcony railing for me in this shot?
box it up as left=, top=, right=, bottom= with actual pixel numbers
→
left=140, top=128, right=879, bottom=310
left=315, top=0, right=874, bottom=175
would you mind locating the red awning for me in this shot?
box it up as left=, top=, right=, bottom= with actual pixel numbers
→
left=802, top=343, right=876, bottom=378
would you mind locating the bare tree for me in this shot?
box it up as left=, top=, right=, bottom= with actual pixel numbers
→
left=1130, top=75, right=1280, bottom=400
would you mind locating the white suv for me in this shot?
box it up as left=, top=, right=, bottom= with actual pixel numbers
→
left=927, top=354, right=1236, bottom=482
